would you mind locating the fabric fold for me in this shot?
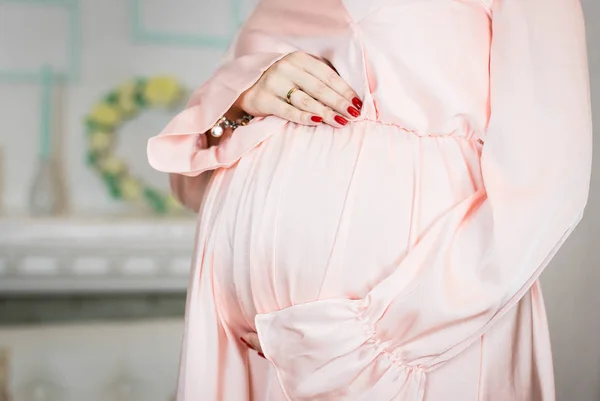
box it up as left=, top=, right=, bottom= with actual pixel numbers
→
left=147, top=52, right=290, bottom=176
left=251, top=0, right=592, bottom=399
left=255, top=298, right=427, bottom=401
left=147, top=0, right=591, bottom=400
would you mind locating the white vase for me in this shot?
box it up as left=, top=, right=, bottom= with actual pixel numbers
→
left=28, top=158, right=64, bottom=217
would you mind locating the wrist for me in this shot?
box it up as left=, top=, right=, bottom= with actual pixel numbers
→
left=202, top=104, right=245, bottom=147
left=226, top=103, right=246, bottom=121
left=205, top=108, right=254, bottom=146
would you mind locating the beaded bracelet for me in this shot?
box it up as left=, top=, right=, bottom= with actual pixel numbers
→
left=209, top=114, right=254, bottom=138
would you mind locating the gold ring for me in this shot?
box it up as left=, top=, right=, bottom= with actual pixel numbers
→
left=286, top=87, right=299, bottom=104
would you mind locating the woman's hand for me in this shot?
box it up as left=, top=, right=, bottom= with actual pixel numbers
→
left=240, top=332, right=265, bottom=359
left=235, top=52, right=363, bottom=128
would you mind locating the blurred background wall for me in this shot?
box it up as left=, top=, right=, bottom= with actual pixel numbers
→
left=0, top=0, right=598, bottom=400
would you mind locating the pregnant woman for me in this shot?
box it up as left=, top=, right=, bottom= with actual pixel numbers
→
left=147, top=0, right=592, bottom=400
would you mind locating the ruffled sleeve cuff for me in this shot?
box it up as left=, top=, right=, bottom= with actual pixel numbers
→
left=255, top=299, right=427, bottom=401
left=147, top=52, right=290, bottom=177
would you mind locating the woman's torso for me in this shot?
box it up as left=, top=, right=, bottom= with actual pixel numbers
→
left=204, top=0, right=491, bottom=337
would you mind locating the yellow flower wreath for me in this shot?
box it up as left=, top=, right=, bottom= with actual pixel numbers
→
left=85, top=76, right=187, bottom=214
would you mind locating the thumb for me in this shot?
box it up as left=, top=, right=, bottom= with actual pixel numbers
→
left=240, top=332, right=264, bottom=356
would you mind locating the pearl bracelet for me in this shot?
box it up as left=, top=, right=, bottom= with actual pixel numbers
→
left=209, top=114, right=254, bottom=138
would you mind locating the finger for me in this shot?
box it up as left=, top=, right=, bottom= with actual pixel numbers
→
left=245, top=333, right=263, bottom=352
left=240, top=333, right=264, bottom=356
left=289, top=89, right=347, bottom=128
left=272, top=98, right=322, bottom=126
left=260, top=73, right=322, bottom=125
left=288, top=52, right=362, bottom=110
left=281, top=61, right=359, bottom=121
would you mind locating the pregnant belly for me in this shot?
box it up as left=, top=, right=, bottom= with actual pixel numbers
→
left=202, top=120, right=483, bottom=334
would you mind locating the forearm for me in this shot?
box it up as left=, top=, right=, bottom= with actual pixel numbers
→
left=169, top=170, right=213, bottom=213
left=172, top=99, right=249, bottom=212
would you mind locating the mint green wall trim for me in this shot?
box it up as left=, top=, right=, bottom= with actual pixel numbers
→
left=129, top=0, right=245, bottom=49
left=0, top=0, right=80, bottom=84
left=0, top=0, right=80, bottom=159
left=1, top=0, right=243, bottom=160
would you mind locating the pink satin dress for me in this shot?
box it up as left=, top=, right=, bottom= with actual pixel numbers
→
left=147, top=0, right=592, bottom=400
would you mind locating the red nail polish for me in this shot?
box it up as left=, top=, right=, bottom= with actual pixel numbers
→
left=334, top=115, right=348, bottom=126
left=347, top=106, right=360, bottom=118
left=352, top=97, right=363, bottom=109
left=240, top=338, right=250, bottom=347
left=258, top=352, right=266, bottom=359
left=311, top=115, right=323, bottom=123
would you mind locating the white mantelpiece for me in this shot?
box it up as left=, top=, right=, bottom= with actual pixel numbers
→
left=0, top=218, right=197, bottom=294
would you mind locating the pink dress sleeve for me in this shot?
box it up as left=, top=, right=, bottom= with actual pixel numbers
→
left=146, top=14, right=296, bottom=177
left=253, top=0, right=593, bottom=399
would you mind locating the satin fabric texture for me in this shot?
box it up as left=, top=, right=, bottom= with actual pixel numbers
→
left=147, top=0, right=592, bottom=400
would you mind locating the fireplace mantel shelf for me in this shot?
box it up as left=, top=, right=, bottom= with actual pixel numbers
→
left=0, top=217, right=197, bottom=294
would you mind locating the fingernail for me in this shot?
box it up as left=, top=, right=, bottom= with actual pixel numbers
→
left=311, top=115, right=323, bottom=123
left=352, top=97, right=363, bottom=110
left=347, top=106, right=360, bottom=118
left=258, top=352, right=266, bottom=359
left=240, top=337, right=250, bottom=348
left=334, top=115, right=348, bottom=126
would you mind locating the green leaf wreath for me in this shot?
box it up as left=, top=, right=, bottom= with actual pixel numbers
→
left=85, top=76, right=186, bottom=215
